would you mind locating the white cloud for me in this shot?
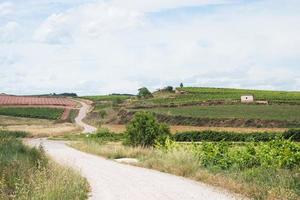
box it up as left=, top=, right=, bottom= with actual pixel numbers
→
left=0, top=2, right=14, bottom=16
left=34, top=3, right=143, bottom=43
left=0, top=21, right=20, bottom=43
left=0, top=0, right=300, bottom=95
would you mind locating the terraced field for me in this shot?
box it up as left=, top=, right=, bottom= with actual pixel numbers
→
left=144, top=104, right=300, bottom=121
left=146, top=87, right=300, bottom=105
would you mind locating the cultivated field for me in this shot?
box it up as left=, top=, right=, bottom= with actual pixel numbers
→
left=0, top=95, right=77, bottom=107
left=142, top=104, right=300, bottom=121
left=0, top=107, right=64, bottom=120
left=146, top=87, right=300, bottom=105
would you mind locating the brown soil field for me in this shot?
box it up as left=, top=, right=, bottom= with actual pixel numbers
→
left=101, top=124, right=287, bottom=134
left=0, top=95, right=77, bottom=107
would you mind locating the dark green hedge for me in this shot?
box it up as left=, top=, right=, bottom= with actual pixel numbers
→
left=174, top=129, right=300, bottom=142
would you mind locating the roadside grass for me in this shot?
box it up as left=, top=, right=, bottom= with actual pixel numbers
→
left=70, top=131, right=300, bottom=200
left=0, top=131, right=89, bottom=199
left=141, top=104, right=300, bottom=122
left=0, top=107, right=64, bottom=120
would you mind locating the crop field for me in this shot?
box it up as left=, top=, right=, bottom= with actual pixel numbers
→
left=0, top=107, right=64, bottom=120
left=0, top=95, right=77, bottom=107
left=146, top=87, right=300, bottom=105
left=81, top=95, right=132, bottom=102
left=143, top=104, right=300, bottom=121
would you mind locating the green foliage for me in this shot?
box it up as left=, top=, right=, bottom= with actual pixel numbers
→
left=138, top=87, right=153, bottom=99
left=126, top=112, right=171, bottom=147
left=0, top=107, right=64, bottom=120
left=146, top=104, right=300, bottom=122
left=0, top=132, right=88, bottom=199
left=283, top=129, right=300, bottom=141
left=180, top=83, right=184, bottom=88
left=82, top=95, right=132, bottom=102
left=174, top=130, right=283, bottom=142
left=145, top=87, right=300, bottom=105
left=0, top=130, right=28, bottom=138
left=89, top=128, right=125, bottom=143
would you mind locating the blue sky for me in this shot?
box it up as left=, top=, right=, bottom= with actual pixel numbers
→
left=0, top=0, right=299, bottom=95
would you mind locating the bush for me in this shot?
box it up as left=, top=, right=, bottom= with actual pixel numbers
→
left=283, top=129, right=300, bottom=141
left=126, top=112, right=171, bottom=147
left=138, top=87, right=153, bottom=99
left=174, top=130, right=282, bottom=142
left=89, top=129, right=125, bottom=143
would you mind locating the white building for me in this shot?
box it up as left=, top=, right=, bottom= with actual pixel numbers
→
left=241, top=95, right=254, bottom=103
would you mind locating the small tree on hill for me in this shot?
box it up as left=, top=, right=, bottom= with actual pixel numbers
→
left=180, top=83, right=184, bottom=88
left=137, top=87, right=153, bottom=99
left=126, top=112, right=171, bottom=147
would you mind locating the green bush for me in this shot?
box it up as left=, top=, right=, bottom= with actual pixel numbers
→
left=174, top=130, right=282, bottom=142
left=126, top=112, right=171, bottom=147
left=283, top=129, right=300, bottom=141
left=89, top=129, right=125, bottom=143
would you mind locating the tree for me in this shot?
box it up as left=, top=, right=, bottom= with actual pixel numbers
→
left=137, top=87, right=153, bottom=98
left=180, top=83, right=184, bottom=88
left=126, top=112, right=171, bottom=147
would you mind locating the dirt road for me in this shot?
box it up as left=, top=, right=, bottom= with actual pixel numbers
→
left=28, top=139, right=242, bottom=200
left=74, top=100, right=97, bottom=133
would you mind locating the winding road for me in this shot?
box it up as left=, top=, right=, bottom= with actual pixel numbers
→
left=27, top=99, right=243, bottom=200
left=74, top=99, right=97, bottom=133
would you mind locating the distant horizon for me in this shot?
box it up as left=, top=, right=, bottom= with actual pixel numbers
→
left=1, top=85, right=300, bottom=97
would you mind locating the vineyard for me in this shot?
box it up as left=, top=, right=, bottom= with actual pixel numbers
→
left=0, top=107, right=64, bottom=120
left=142, top=104, right=300, bottom=121
left=145, top=87, right=300, bottom=105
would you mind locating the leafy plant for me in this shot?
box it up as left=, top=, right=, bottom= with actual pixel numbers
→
left=126, top=112, right=170, bottom=147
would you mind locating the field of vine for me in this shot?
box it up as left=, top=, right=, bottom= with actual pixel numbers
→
left=144, top=104, right=300, bottom=121
left=147, top=87, right=300, bottom=105
left=0, top=107, right=64, bottom=120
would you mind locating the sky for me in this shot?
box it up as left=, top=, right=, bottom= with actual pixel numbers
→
left=0, top=0, right=299, bottom=95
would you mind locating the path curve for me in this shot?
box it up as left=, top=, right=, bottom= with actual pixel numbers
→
left=73, top=99, right=97, bottom=133
left=28, top=139, right=243, bottom=200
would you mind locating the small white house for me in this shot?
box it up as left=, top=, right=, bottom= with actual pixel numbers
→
left=241, top=95, right=254, bottom=103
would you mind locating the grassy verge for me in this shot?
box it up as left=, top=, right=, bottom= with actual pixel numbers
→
left=70, top=131, right=300, bottom=200
left=0, top=107, right=64, bottom=120
left=0, top=131, right=89, bottom=199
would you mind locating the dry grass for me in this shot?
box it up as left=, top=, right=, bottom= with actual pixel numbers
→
left=101, top=124, right=287, bottom=134
left=0, top=115, right=82, bottom=137
left=71, top=141, right=299, bottom=200
left=70, top=141, right=152, bottom=159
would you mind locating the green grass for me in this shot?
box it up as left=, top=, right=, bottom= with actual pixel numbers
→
left=81, top=95, right=132, bottom=102
left=0, top=131, right=89, bottom=199
left=71, top=138, right=300, bottom=200
left=0, top=107, right=64, bottom=120
left=147, top=87, right=300, bottom=105
left=144, top=104, right=300, bottom=121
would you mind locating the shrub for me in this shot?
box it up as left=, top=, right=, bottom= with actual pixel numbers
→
left=283, top=129, right=300, bottom=141
left=138, top=87, right=153, bottom=99
left=126, top=112, right=171, bottom=147
left=174, top=130, right=282, bottom=142
left=89, top=128, right=125, bottom=143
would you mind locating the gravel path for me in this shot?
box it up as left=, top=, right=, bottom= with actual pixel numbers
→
left=74, top=100, right=97, bottom=133
left=28, top=139, right=243, bottom=200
